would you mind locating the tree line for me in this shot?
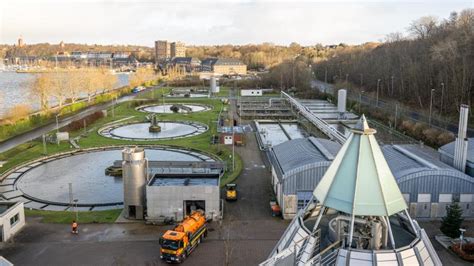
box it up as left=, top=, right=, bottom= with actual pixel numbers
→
left=312, top=9, right=474, bottom=118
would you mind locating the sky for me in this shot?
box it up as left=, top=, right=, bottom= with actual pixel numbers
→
left=0, top=0, right=472, bottom=47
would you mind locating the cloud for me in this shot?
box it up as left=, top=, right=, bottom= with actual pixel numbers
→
left=0, top=0, right=471, bottom=46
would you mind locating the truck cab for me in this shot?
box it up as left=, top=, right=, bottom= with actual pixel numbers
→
left=225, top=183, right=237, bottom=201
left=159, top=210, right=207, bottom=263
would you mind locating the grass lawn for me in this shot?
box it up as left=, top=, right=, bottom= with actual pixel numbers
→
left=0, top=86, right=243, bottom=187
left=25, top=209, right=122, bottom=223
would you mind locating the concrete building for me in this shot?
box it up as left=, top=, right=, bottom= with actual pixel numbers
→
left=218, top=126, right=245, bottom=145
left=201, top=58, right=247, bottom=75
left=146, top=174, right=221, bottom=222
left=155, top=40, right=186, bottom=63
left=241, top=89, right=262, bottom=97
left=0, top=202, right=25, bottom=242
left=155, top=40, right=171, bottom=63
left=170, top=42, right=186, bottom=58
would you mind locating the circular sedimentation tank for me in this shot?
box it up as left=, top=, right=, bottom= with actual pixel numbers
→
left=99, top=121, right=208, bottom=141
left=137, top=103, right=211, bottom=114
left=0, top=147, right=216, bottom=211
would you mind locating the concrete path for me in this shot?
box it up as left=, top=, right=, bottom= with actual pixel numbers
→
left=0, top=86, right=160, bottom=154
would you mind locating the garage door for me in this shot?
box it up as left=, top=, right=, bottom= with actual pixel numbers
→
left=416, top=194, right=431, bottom=218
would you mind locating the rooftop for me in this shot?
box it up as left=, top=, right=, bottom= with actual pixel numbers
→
left=439, top=137, right=474, bottom=164
left=149, top=177, right=219, bottom=187
left=271, top=137, right=341, bottom=175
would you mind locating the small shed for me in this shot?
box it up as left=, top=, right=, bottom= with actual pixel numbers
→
left=0, top=201, right=25, bottom=242
left=241, top=89, right=262, bottom=97
left=218, top=126, right=245, bottom=146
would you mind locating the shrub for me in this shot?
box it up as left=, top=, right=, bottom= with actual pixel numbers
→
left=6, top=104, right=31, bottom=122
left=441, top=202, right=464, bottom=238
left=62, top=111, right=104, bottom=132
left=437, top=132, right=455, bottom=147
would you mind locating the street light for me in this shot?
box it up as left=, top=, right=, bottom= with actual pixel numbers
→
left=359, top=91, right=365, bottom=113
left=460, top=228, right=466, bottom=251
left=73, top=199, right=79, bottom=222
left=440, top=82, right=445, bottom=115
left=55, top=114, right=60, bottom=133
left=376, top=79, right=381, bottom=107
left=429, top=89, right=435, bottom=127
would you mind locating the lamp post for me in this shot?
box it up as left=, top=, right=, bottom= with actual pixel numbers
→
left=73, top=199, right=79, bottom=221
left=55, top=114, right=60, bottom=133
left=345, top=74, right=349, bottom=83
left=359, top=91, right=365, bottom=113
left=360, top=73, right=363, bottom=88
left=376, top=79, right=381, bottom=107
left=460, top=228, right=466, bottom=251
left=440, top=82, right=445, bottom=116
left=429, top=89, right=435, bottom=127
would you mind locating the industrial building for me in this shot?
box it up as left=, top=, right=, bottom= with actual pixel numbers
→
left=268, top=136, right=474, bottom=219
left=262, top=116, right=441, bottom=266
left=241, top=89, right=262, bottom=96
left=121, top=147, right=224, bottom=222
left=439, top=138, right=474, bottom=177
left=268, top=137, right=340, bottom=219
left=0, top=202, right=25, bottom=242
left=201, top=58, right=247, bottom=75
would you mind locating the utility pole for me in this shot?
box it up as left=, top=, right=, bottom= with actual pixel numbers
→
left=376, top=79, right=381, bottom=107
left=391, top=75, right=394, bottom=96
left=440, top=82, right=445, bottom=116
left=324, top=67, right=328, bottom=83
left=42, top=134, right=47, bottom=155
left=359, top=91, right=364, bottom=113
left=429, top=89, right=435, bottom=127
left=395, top=104, right=398, bottom=129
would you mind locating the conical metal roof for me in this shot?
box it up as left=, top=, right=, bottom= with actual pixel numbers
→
left=313, top=115, right=407, bottom=216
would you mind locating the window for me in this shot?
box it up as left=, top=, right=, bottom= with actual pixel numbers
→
left=297, top=191, right=316, bottom=210
left=10, top=213, right=19, bottom=226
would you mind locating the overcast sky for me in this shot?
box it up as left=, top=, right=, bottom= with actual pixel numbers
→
left=0, top=0, right=472, bottom=47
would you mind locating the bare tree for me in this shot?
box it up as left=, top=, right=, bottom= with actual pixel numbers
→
left=408, top=16, right=439, bottom=39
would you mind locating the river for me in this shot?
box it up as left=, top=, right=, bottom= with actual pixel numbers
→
left=0, top=71, right=129, bottom=117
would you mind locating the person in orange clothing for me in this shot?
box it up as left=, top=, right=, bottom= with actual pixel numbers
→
left=71, top=220, right=78, bottom=234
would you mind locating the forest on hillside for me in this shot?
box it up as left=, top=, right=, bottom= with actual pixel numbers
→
left=313, top=9, right=474, bottom=117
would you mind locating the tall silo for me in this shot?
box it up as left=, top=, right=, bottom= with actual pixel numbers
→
left=337, top=89, right=347, bottom=114
left=122, top=147, right=147, bottom=219
left=210, top=77, right=220, bottom=94
left=454, top=104, right=469, bottom=172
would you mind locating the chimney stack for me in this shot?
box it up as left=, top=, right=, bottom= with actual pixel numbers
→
left=453, top=104, right=469, bottom=172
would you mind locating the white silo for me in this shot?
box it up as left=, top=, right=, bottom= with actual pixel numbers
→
left=122, top=147, right=147, bottom=219
left=337, top=89, right=347, bottom=114
left=454, top=104, right=469, bottom=172
left=210, top=77, right=220, bottom=94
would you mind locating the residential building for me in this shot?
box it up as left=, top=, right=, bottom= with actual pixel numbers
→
left=170, top=41, right=186, bottom=58
left=155, top=40, right=171, bottom=63
left=201, top=58, right=247, bottom=75
left=170, top=57, right=201, bottom=72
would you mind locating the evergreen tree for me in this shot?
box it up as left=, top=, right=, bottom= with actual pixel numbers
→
left=440, top=202, right=464, bottom=238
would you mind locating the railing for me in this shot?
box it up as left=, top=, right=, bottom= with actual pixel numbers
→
left=281, top=92, right=346, bottom=144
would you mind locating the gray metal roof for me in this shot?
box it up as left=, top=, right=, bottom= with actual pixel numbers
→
left=149, top=177, right=218, bottom=186
left=271, top=137, right=341, bottom=175
left=439, top=138, right=474, bottom=163
left=383, top=144, right=464, bottom=179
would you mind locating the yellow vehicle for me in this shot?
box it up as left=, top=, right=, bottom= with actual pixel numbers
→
left=159, top=210, right=207, bottom=263
left=225, top=183, right=237, bottom=201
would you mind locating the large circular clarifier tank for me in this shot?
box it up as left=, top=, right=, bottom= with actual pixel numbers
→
left=6, top=147, right=215, bottom=211
left=138, top=103, right=211, bottom=114
left=99, top=121, right=208, bottom=141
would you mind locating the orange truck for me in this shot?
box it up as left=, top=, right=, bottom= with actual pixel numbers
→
left=159, top=210, right=208, bottom=263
